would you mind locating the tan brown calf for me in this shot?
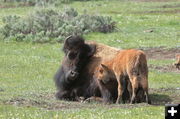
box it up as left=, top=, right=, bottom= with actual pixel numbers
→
left=94, top=49, right=151, bottom=104
left=174, top=55, right=180, bottom=70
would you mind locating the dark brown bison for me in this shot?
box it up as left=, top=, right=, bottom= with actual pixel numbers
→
left=94, top=49, right=151, bottom=104
left=54, top=36, right=96, bottom=100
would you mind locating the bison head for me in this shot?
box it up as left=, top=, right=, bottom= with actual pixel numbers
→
left=62, top=35, right=96, bottom=80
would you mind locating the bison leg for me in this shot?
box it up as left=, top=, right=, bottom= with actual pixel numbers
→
left=145, top=89, right=151, bottom=104
left=55, top=90, right=71, bottom=100
left=98, top=81, right=113, bottom=104
left=141, top=79, right=151, bottom=104
left=55, top=90, right=79, bottom=101
left=102, top=88, right=113, bottom=104
left=83, top=96, right=103, bottom=103
left=127, top=79, right=132, bottom=103
left=129, top=76, right=138, bottom=104
left=116, top=75, right=124, bottom=104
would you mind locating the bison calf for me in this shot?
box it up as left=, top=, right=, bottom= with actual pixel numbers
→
left=94, top=49, right=151, bottom=104
left=174, top=55, right=180, bottom=70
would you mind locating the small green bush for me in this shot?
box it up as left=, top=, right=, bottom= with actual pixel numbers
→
left=1, top=8, right=116, bottom=43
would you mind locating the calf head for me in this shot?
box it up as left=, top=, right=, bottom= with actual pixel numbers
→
left=174, top=63, right=180, bottom=70
left=174, top=55, right=180, bottom=70
left=95, top=64, right=115, bottom=84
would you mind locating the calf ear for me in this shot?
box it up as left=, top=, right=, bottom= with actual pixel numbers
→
left=101, top=64, right=109, bottom=71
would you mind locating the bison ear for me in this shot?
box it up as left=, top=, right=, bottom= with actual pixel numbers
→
left=87, top=44, right=96, bottom=57
left=63, top=35, right=73, bottom=53
left=64, top=35, right=73, bottom=47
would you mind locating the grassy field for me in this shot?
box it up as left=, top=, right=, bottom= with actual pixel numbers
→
left=0, top=0, right=180, bottom=118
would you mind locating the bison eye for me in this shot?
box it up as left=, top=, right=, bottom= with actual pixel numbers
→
left=99, top=69, right=103, bottom=74
left=68, top=52, right=78, bottom=60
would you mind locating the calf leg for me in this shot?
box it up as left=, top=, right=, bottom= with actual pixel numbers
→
left=116, top=75, right=124, bottom=104
left=141, top=79, right=151, bottom=104
left=129, top=76, right=138, bottom=104
left=127, top=79, right=132, bottom=103
left=144, top=89, right=151, bottom=104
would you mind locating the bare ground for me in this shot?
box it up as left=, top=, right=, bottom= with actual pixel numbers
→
left=133, top=9, right=180, bottom=14
left=133, top=0, right=179, bottom=2
left=2, top=87, right=180, bottom=110
left=143, top=48, right=180, bottom=60
left=0, top=2, right=34, bottom=9
left=148, top=64, right=180, bottom=73
left=152, top=4, right=180, bottom=8
left=144, top=48, right=180, bottom=72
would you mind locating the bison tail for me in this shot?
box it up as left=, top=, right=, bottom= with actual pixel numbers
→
left=133, top=53, right=148, bottom=78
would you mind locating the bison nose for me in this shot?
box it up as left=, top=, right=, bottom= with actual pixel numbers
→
left=70, top=70, right=78, bottom=78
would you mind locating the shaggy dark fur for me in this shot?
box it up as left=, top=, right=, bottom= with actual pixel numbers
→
left=54, top=35, right=96, bottom=100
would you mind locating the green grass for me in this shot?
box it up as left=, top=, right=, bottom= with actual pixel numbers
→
left=0, top=0, right=180, bottom=118
left=71, top=0, right=180, bottom=48
left=0, top=104, right=164, bottom=119
left=148, top=59, right=175, bottom=66
left=149, top=71, right=180, bottom=89
left=0, top=41, right=61, bottom=100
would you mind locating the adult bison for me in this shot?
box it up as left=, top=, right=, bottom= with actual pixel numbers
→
left=54, top=36, right=96, bottom=100
left=54, top=35, right=120, bottom=101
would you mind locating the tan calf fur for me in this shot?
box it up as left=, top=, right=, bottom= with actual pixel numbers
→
left=174, top=55, right=180, bottom=70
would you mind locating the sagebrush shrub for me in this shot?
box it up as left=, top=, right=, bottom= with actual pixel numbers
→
left=1, top=8, right=116, bottom=43
left=3, top=0, right=95, bottom=6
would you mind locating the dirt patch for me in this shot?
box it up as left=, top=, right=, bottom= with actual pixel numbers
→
left=133, top=0, right=179, bottom=2
left=142, top=48, right=180, bottom=60
left=154, top=4, right=180, bottom=8
left=0, top=2, right=34, bottom=9
left=4, top=97, right=103, bottom=110
left=3, top=88, right=180, bottom=110
left=149, top=64, right=179, bottom=73
left=133, top=9, right=180, bottom=14
left=3, top=97, right=150, bottom=110
left=150, top=88, right=180, bottom=105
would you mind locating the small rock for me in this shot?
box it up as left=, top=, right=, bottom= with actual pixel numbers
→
left=144, top=29, right=153, bottom=33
